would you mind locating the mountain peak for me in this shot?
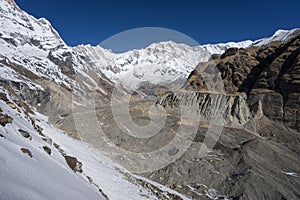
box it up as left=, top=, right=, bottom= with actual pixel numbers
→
left=253, top=28, right=300, bottom=46
left=273, top=29, right=290, bottom=36
left=4, top=0, right=20, bottom=10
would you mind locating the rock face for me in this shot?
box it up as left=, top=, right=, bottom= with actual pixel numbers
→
left=0, top=113, right=13, bottom=126
left=20, top=148, right=33, bottom=158
left=156, top=92, right=255, bottom=126
left=18, top=129, right=30, bottom=138
left=64, top=155, right=83, bottom=173
left=187, top=34, right=300, bottom=131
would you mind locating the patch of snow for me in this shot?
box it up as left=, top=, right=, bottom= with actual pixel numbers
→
left=281, top=171, right=298, bottom=177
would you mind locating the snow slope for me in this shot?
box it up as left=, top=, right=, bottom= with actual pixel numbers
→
left=0, top=89, right=103, bottom=200
left=0, top=86, right=191, bottom=200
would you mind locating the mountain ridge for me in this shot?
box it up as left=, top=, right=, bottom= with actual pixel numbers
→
left=2, top=0, right=299, bottom=91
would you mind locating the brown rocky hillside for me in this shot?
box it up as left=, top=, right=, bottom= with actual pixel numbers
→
left=188, top=31, right=300, bottom=131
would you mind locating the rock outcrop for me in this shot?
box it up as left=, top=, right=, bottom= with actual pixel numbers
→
left=156, top=92, right=256, bottom=126
left=186, top=33, right=300, bottom=131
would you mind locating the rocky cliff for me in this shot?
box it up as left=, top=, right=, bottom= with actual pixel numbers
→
left=180, top=31, right=300, bottom=131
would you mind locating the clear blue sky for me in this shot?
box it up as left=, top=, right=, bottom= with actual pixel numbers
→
left=15, top=0, right=300, bottom=52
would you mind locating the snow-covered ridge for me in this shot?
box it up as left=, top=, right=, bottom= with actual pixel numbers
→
left=97, top=40, right=253, bottom=90
left=253, top=28, right=300, bottom=46
left=1, top=0, right=298, bottom=92
left=97, top=27, right=299, bottom=90
left=71, top=29, right=299, bottom=90
left=0, top=0, right=75, bottom=87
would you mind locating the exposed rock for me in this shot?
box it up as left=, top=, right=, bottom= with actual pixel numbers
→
left=1, top=80, right=50, bottom=111
left=149, top=30, right=300, bottom=200
left=20, top=148, right=33, bottom=158
left=248, top=90, right=284, bottom=121
left=53, top=143, right=60, bottom=150
left=0, top=114, right=13, bottom=126
left=6, top=102, right=16, bottom=109
left=98, top=188, right=110, bottom=200
left=87, top=176, right=93, bottom=184
left=42, top=146, right=51, bottom=155
left=0, top=92, right=9, bottom=102
left=220, top=47, right=239, bottom=59
left=156, top=92, right=255, bottom=126
left=121, top=171, right=184, bottom=200
left=41, top=136, right=52, bottom=145
left=48, top=50, right=75, bottom=77
left=0, top=59, right=40, bottom=80
left=64, top=155, right=83, bottom=173
left=34, top=124, right=44, bottom=136
left=18, top=129, right=30, bottom=138
left=187, top=33, right=300, bottom=131
left=210, top=54, right=221, bottom=60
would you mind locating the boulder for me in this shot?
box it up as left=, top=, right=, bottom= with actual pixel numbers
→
left=64, top=155, right=83, bottom=173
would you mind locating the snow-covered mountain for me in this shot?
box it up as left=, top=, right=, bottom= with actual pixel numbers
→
left=96, top=40, right=253, bottom=90
left=1, top=0, right=298, bottom=92
left=102, top=28, right=300, bottom=90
